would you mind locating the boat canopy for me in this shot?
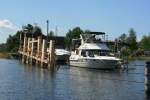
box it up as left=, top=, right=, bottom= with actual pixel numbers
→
left=78, top=43, right=109, bottom=50
left=55, top=49, right=70, bottom=56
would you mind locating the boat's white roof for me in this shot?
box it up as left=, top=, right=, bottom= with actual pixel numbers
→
left=78, top=43, right=109, bottom=50
left=55, top=49, right=70, bottom=55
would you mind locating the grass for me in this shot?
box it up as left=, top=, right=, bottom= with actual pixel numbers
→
left=129, top=56, right=150, bottom=60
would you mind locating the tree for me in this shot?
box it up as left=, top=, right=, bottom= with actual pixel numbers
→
left=33, top=26, right=42, bottom=36
left=120, top=46, right=131, bottom=57
left=84, top=30, right=91, bottom=34
left=5, top=31, right=23, bottom=52
left=126, top=28, right=138, bottom=53
left=0, top=43, right=7, bottom=52
left=0, top=24, right=43, bottom=53
left=22, top=24, right=42, bottom=36
left=65, top=27, right=84, bottom=49
left=119, top=33, right=127, bottom=42
left=139, top=35, right=150, bottom=50
left=48, top=31, right=54, bottom=37
left=22, top=24, right=33, bottom=33
left=5, top=24, right=42, bottom=53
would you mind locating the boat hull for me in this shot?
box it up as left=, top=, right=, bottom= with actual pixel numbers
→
left=69, top=59, right=120, bottom=69
left=56, top=55, right=70, bottom=61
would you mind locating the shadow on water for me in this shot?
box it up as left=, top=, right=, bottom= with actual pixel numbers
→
left=145, top=92, right=150, bottom=100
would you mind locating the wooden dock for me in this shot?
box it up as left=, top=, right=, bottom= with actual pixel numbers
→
left=18, top=33, right=56, bottom=70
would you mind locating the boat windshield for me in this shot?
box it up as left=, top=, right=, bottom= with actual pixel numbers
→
left=93, top=50, right=110, bottom=56
left=81, top=50, right=111, bottom=57
left=81, top=50, right=94, bottom=57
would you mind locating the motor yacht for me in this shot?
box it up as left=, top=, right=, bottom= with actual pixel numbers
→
left=69, top=32, right=121, bottom=69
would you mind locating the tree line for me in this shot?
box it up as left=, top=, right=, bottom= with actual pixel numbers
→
left=118, top=28, right=150, bottom=57
left=0, top=24, right=55, bottom=53
left=0, top=24, right=149, bottom=58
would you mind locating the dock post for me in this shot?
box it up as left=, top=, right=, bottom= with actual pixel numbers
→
left=48, top=40, right=55, bottom=70
left=26, top=37, right=30, bottom=64
left=36, top=36, right=41, bottom=64
left=41, top=39, right=45, bottom=67
left=48, top=40, right=52, bottom=70
left=145, top=61, right=150, bottom=93
left=30, top=38, right=34, bottom=64
left=22, top=34, right=27, bottom=63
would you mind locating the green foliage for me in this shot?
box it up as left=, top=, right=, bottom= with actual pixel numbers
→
left=48, top=31, right=54, bottom=37
left=65, top=27, right=84, bottom=49
left=118, top=28, right=150, bottom=57
left=139, top=35, right=150, bottom=50
left=0, top=43, right=7, bottom=52
left=118, top=33, right=127, bottom=42
left=126, top=28, right=138, bottom=52
left=118, top=28, right=138, bottom=57
left=135, top=48, right=144, bottom=56
left=0, top=24, right=42, bottom=53
left=22, top=24, right=33, bottom=33
left=5, top=31, right=23, bottom=52
left=0, top=24, right=149, bottom=58
left=22, top=24, right=42, bottom=36
left=120, top=46, right=131, bottom=57
left=84, top=30, right=91, bottom=34
left=32, top=26, right=42, bottom=35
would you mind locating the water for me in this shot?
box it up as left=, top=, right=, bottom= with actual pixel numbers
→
left=0, top=59, right=147, bottom=100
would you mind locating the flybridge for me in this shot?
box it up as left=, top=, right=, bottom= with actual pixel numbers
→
left=71, top=32, right=107, bottom=50
left=80, top=32, right=106, bottom=44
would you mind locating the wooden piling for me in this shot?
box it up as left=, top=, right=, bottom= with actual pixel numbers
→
left=145, top=61, right=150, bottom=93
left=22, top=34, right=27, bottom=63
left=41, top=39, right=46, bottom=67
left=18, top=34, right=56, bottom=71
left=48, top=40, right=55, bottom=70
left=26, top=37, right=30, bottom=64
left=30, top=38, right=34, bottom=64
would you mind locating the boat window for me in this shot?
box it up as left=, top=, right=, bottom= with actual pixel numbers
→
left=99, top=51, right=110, bottom=56
left=88, top=51, right=94, bottom=57
left=93, top=51, right=100, bottom=56
left=81, top=50, right=86, bottom=57
left=91, top=50, right=109, bottom=56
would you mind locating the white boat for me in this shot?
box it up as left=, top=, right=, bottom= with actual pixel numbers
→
left=55, top=49, right=70, bottom=61
left=69, top=32, right=121, bottom=69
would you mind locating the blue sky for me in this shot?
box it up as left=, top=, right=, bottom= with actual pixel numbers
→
left=0, top=0, right=150, bottom=43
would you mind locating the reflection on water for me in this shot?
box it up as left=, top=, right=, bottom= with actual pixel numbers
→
left=0, top=59, right=147, bottom=100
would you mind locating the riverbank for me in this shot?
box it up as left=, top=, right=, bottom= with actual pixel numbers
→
left=129, top=56, right=150, bottom=60
left=0, top=52, right=10, bottom=59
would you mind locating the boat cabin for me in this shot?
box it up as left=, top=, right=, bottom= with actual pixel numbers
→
left=74, top=43, right=112, bottom=57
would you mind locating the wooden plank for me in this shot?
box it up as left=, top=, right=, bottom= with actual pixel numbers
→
left=29, top=40, right=38, bottom=43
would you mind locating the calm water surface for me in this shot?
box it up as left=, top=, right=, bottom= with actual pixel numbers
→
left=0, top=59, right=147, bottom=100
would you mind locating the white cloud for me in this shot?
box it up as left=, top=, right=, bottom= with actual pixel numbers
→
left=0, top=19, right=19, bottom=31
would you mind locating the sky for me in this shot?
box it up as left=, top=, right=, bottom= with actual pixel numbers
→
left=0, top=0, right=150, bottom=43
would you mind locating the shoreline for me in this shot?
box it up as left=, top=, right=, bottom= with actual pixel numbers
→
left=129, top=56, right=150, bottom=61
left=0, top=52, right=149, bottom=61
left=0, top=52, right=11, bottom=59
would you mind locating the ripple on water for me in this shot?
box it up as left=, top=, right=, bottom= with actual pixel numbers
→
left=0, top=59, right=146, bottom=100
